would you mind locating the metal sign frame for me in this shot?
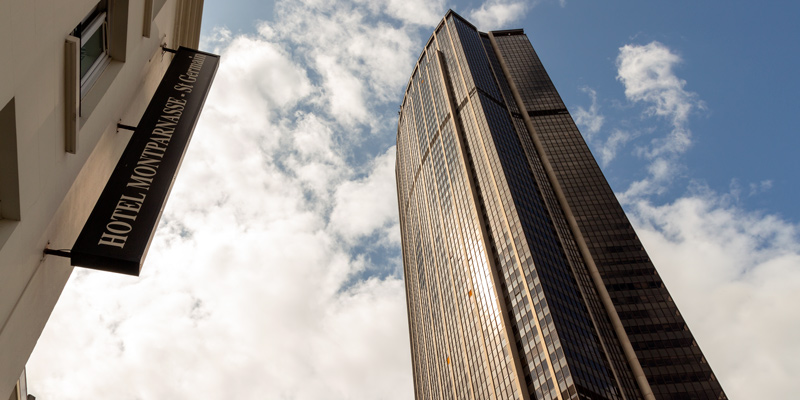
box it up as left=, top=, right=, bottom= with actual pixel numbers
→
left=71, top=47, right=219, bottom=275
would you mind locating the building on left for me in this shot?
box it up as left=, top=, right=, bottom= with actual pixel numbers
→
left=0, top=1, right=205, bottom=397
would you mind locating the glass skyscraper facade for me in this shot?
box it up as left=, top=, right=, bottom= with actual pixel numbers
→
left=396, top=11, right=726, bottom=400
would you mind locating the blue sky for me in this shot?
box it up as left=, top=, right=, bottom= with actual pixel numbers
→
left=28, top=0, right=798, bottom=398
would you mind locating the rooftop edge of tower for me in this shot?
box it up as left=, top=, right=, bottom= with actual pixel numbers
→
left=397, top=10, right=526, bottom=139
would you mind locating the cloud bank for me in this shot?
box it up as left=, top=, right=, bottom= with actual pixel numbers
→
left=630, top=188, right=800, bottom=399
left=27, top=0, right=426, bottom=398
left=468, top=0, right=531, bottom=30
left=572, top=40, right=799, bottom=398
left=616, top=41, right=705, bottom=199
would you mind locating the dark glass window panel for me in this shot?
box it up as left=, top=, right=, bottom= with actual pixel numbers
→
left=80, top=26, right=105, bottom=79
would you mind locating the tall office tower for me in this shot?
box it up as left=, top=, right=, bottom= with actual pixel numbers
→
left=396, top=11, right=726, bottom=400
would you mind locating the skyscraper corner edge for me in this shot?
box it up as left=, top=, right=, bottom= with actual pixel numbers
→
left=396, top=12, right=727, bottom=400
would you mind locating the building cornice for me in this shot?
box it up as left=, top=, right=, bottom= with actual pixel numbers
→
left=172, top=0, right=204, bottom=49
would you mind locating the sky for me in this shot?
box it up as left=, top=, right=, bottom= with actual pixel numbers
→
left=26, top=0, right=799, bottom=398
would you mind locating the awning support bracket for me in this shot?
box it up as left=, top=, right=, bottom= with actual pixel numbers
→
left=117, top=123, right=137, bottom=133
left=44, top=248, right=71, bottom=258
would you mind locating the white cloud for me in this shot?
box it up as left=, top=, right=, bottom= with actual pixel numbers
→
left=573, top=87, right=639, bottom=167
left=749, top=179, right=773, bottom=196
left=354, top=0, right=447, bottom=26
left=615, top=41, right=703, bottom=199
left=617, top=42, right=698, bottom=128
left=598, top=129, right=636, bottom=166
left=206, top=33, right=314, bottom=139
left=266, top=0, right=420, bottom=129
left=574, top=88, right=643, bottom=167
left=468, top=0, right=530, bottom=30
left=284, top=113, right=350, bottom=199
left=573, top=87, right=604, bottom=138
left=316, top=54, right=370, bottom=126
left=28, top=228, right=412, bottom=399
left=330, top=147, right=399, bottom=243
left=200, top=26, right=233, bottom=52
left=628, top=188, right=800, bottom=399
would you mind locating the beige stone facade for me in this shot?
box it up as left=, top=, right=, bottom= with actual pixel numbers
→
left=0, top=1, right=203, bottom=396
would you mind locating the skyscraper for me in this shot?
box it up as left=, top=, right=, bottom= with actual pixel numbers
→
left=395, top=11, right=726, bottom=400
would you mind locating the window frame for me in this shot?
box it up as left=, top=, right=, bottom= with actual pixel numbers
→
left=63, top=0, right=130, bottom=153
left=76, top=9, right=111, bottom=97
